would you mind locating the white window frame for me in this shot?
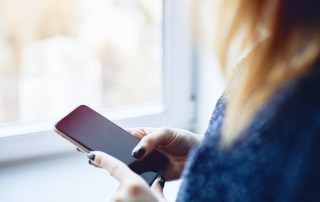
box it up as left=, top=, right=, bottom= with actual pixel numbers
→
left=0, top=0, right=195, bottom=163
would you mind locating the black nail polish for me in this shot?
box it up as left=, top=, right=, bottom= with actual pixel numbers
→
left=131, top=147, right=145, bottom=159
left=88, top=160, right=92, bottom=165
left=87, top=152, right=95, bottom=160
left=159, top=176, right=165, bottom=188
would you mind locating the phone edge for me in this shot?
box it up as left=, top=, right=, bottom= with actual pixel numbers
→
left=54, top=128, right=90, bottom=154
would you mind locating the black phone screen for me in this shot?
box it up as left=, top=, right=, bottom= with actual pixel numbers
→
left=55, top=105, right=168, bottom=185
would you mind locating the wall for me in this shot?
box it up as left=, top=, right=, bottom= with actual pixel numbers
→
left=194, top=47, right=226, bottom=134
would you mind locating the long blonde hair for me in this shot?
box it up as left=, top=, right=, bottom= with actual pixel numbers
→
left=201, top=0, right=320, bottom=146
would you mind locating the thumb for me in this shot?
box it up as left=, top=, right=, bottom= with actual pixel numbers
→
left=151, top=176, right=166, bottom=201
left=131, top=127, right=173, bottom=159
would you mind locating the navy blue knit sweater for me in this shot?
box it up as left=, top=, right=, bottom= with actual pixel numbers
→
left=177, top=63, right=320, bottom=201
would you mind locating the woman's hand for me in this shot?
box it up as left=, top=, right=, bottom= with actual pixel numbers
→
left=88, top=151, right=167, bottom=202
left=128, top=127, right=202, bottom=181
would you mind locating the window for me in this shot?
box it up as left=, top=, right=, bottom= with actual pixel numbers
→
left=0, top=0, right=162, bottom=125
left=0, top=0, right=194, bottom=160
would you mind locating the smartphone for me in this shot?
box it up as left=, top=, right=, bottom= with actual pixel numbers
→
left=54, top=105, right=168, bottom=185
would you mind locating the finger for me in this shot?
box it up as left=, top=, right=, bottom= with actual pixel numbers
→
left=88, top=159, right=101, bottom=168
left=126, top=127, right=156, bottom=139
left=151, top=176, right=166, bottom=201
left=131, top=127, right=173, bottom=159
left=159, top=162, right=184, bottom=180
left=89, top=151, right=138, bottom=183
left=110, top=186, right=140, bottom=202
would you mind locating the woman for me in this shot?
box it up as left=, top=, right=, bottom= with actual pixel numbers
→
left=87, top=0, right=320, bottom=201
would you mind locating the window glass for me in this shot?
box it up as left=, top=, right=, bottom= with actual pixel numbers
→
left=0, top=0, right=162, bottom=125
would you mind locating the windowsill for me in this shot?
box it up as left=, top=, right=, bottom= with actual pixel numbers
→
left=0, top=103, right=172, bottom=163
left=0, top=151, right=181, bottom=202
left=0, top=102, right=165, bottom=138
left=0, top=102, right=182, bottom=201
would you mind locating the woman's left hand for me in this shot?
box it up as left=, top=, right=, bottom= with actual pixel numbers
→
left=88, top=151, right=167, bottom=202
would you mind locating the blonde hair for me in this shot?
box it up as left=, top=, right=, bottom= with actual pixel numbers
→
left=192, top=0, right=320, bottom=146
left=218, top=0, right=320, bottom=146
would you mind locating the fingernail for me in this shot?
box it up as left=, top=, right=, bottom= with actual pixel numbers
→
left=131, top=146, right=145, bottom=159
left=76, top=148, right=81, bottom=152
left=159, top=176, right=165, bottom=188
left=87, top=152, right=95, bottom=160
left=88, top=160, right=93, bottom=165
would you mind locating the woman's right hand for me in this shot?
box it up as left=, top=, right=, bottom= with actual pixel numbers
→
left=127, top=127, right=202, bottom=181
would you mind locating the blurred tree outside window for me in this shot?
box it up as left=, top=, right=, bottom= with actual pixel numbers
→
left=0, top=0, right=162, bottom=125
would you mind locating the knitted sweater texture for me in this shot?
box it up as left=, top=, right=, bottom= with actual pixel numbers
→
left=177, top=63, right=320, bottom=202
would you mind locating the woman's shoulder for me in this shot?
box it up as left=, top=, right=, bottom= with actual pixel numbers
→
left=260, top=60, right=320, bottom=128
left=177, top=62, right=320, bottom=201
left=242, top=61, right=320, bottom=150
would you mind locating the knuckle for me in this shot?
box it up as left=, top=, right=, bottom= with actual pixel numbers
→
left=111, top=197, right=122, bottom=202
left=143, top=136, right=154, bottom=146
left=94, top=155, right=102, bottom=166
left=159, top=126, right=172, bottom=134
left=126, top=182, right=143, bottom=196
left=108, top=163, right=118, bottom=177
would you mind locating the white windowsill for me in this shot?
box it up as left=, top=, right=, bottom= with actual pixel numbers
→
left=0, top=102, right=165, bottom=138
left=0, top=151, right=181, bottom=202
